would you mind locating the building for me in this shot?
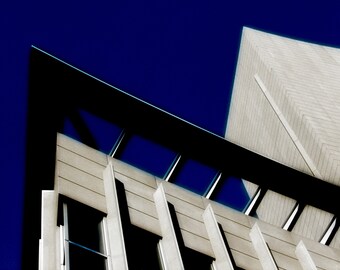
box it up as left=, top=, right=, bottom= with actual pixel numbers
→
left=226, top=27, right=340, bottom=246
left=23, top=28, right=340, bottom=269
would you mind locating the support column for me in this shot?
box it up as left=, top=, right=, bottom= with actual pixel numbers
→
left=202, top=204, right=234, bottom=270
left=40, top=190, right=58, bottom=270
left=295, top=241, right=317, bottom=270
left=153, top=183, right=184, bottom=270
left=249, top=223, right=278, bottom=270
left=103, top=162, right=128, bottom=270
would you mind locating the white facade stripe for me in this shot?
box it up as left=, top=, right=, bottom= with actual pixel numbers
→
left=202, top=204, right=234, bottom=270
left=249, top=223, right=278, bottom=270
left=295, top=241, right=317, bottom=270
left=103, top=162, right=128, bottom=270
left=153, top=183, right=185, bottom=270
left=40, top=191, right=57, bottom=270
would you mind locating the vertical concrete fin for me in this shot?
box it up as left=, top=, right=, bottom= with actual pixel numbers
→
left=295, top=240, right=317, bottom=270
left=103, top=161, right=128, bottom=270
left=38, top=239, right=42, bottom=270
left=40, top=190, right=57, bottom=270
left=249, top=222, right=278, bottom=270
left=202, top=204, right=234, bottom=270
left=153, top=183, right=185, bottom=270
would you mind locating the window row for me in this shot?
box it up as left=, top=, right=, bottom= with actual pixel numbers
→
left=62, top=108, right=339, bottom=249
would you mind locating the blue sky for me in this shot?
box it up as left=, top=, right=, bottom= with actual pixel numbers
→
left=2, top=1, right=340, bottom=269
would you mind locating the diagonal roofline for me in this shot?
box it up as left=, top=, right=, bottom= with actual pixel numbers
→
left=22, top=45, right=340, bottom=268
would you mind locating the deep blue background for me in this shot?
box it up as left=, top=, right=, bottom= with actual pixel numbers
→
left=2, top=1, right=340, bottom=269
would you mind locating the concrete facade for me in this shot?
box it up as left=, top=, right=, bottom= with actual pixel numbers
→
left=27, top=37, right=340, bottom=269
left=226, top=27, right=340, bottom=184
left=226, top=27, right=340, bottom=245
left=39, top=133, right=340, bottom=269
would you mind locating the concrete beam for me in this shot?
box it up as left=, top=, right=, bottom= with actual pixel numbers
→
left=40, top=191, right=58, bottom=270
left=103, top=162, right=128, bottom=270
left=153, top=183, right=184, bottom=270
left=249, top=223, right=278, bottom=270
left=295, top=241, right=317, bottom=270
left=202, top=204, right=234, bottom=270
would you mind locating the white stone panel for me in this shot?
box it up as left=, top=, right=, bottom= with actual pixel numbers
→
left=226, top=27, right=340, bottom=186
left=256, top=190, right=296, bottom=228
left=292, top=205, right=334, bottom=242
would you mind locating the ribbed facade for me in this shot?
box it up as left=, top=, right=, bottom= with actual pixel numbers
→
left=227, top=27, right=340, bottom=184
left=39, top=133, right=340, bottom=269
left=27, top=35, right=340, bottom=269
left=226, top=27, right=340, bottom=248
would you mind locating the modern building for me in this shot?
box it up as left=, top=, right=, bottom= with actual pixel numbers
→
left=226, top=27, right=340, bottom=246
left=22, top=28, right=340, bottom=269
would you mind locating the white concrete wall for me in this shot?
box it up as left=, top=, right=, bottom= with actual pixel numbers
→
left=226, top=27, right=340, bottom=240
left=227, top=27, right=340, bottom=186
left=39, top=134, right=340, bottom=269
left=256, top=190, right=296, bottom=228
left=55, top=133, right=108, bottom=213
left=226, top=27, right=314, bottom=177
left=292, top=205, right=334, bottom=242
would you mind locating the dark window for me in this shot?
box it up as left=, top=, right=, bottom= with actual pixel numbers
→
left=181, top=247, right=214, bottom=270
left=61, top=200, right=107, bottom=270
left=167, top=202, right=214, bottom=269
left=115, top=180, right=163, bottom=269
left=125, top=225, right=163, bottom=270
left=68, top=243, right=107, bottom=269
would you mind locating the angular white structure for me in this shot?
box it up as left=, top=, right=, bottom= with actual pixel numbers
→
left=24, top=39, right=340, bottom=269
left=39, top=133, right=340, bottom=269
left=226, top=27, right=340, bottom=246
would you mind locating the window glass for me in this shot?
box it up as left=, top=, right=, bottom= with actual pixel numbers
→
left=62, top=200, right=107, bottom=270
left=68, top=243, right=107, bottom=269
left=125, top=225, right=162, bottom=270
left=66, top=201, right=104, bottom=253
left=182, top=247, right=214, bottom=270
left=113, top=179, right=163, bottom=269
